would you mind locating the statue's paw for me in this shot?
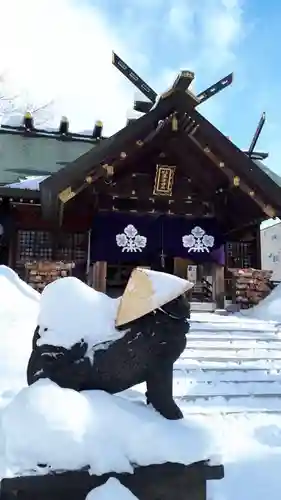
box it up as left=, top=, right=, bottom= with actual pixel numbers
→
left=158, top=402, right=184, bottom=420
left=146, top=394, right=184, bottom=420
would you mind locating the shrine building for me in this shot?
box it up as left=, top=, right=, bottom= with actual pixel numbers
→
left=1, top=69, right=281, bottom=310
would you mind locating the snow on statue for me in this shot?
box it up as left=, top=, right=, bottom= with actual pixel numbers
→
left=27, top=267, right=193, bottom=420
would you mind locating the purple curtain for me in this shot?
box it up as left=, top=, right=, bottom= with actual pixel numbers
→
left=91, top=212, right=225, bottom=264
left=91, top=212, right=162, bottom=263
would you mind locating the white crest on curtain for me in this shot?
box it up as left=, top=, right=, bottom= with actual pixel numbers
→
left=182, top=226, right=214, bottom=253
left=116, top=224, right=147, bottom=252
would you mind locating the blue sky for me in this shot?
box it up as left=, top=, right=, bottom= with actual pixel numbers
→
left=90, top=0, right=280, bottom=173
left=1, top=0, right=280, bottom=177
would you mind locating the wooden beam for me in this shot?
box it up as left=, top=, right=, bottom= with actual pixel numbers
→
left=55, top=116, right=178, bottom=213
left=166, top=136, right=221, bottom=196
left=176, top=93, right=281, bottom=214
left=97, top=169, right=211, bottom=203
left=188, top=134, right=276, bottom=219
left=98, top=194, right=213, bottom=217
left=0, top=187, right=40, bottom=202
left=172, top=71, right=195, bottom=92
left=40, top=90, right=181, bottom=219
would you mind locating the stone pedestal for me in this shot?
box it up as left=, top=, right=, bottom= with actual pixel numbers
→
left=0, top=461, right=224, bottom=500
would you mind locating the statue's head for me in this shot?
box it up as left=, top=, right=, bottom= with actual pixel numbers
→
left=158, top=293, right=191, bottom=321
left=115, top=268, right=193, bottom=330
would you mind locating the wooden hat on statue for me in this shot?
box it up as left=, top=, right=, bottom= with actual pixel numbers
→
left=115, top=267, right=194, bottom=327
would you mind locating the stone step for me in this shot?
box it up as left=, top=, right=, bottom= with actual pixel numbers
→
left=186, top=335, right=281, bottom=343
left=176, top=358, right=281, bottom=369
left=181, top=351, right=281, bottom=360
left=178, top=405, right=281, bottom=415
left=173, top=367, right=281, bottom=382
left=190, top=303, right=216, bottom=313
left=178, top=394, right=281, bottom=410
left=185, top=342, right=281, bottom=350
left=190, top=323, right=279, bottom=332
left=173, top=379, right=281, bottom=397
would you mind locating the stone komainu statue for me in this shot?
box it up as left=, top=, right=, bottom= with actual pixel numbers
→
left=27, top=268, right=193, bottom=420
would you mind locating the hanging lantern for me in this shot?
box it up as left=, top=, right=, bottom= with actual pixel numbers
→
left=92, top=120, right=103, bottom=139
left=172, top=114, right=178, bottom=131
left=23, top=112, right=34, bottom=131
left=59, top=116, right=69, bottom=135
left=233, top=176, right=240, bottom=187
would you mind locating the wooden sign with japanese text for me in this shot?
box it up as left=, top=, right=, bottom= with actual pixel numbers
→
left=153, top=165, right=176, bottom=196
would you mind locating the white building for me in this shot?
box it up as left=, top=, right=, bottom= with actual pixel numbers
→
left=261, top=222, right=281, bottom=281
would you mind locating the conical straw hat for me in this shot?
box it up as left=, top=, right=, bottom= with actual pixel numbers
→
left=115, top=267, right=194, bottom=327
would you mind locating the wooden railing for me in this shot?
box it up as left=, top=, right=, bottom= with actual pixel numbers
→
left=191, top=278, right=213, bottom=302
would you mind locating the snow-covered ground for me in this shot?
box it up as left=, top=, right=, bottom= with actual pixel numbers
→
left=1, top=265, right=281, bottom=499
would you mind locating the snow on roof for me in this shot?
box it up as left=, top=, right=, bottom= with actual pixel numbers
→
left=86, top=479, right=139, bottom=500
left=0, top=132, right=93, bottom=185
left=5, top=175, right=48, bottom=190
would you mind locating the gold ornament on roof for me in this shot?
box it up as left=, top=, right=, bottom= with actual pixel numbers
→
left=102, top=164, right=114, bottom=176
left=233, top=176, right=240, bottom=187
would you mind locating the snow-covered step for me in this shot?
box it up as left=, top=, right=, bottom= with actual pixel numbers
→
left=186, top=341, right=281, bottom=349
left=190, top=313, right=279, bottom=326
left=174, top=367, right=281, bottom=382
left=173, top=380, right=281, bottom=397
left=186, top=335, right=281, bottom=343
left=177, top=359, right=281, bottom=369
left=179, top=394, right=281, bottom=409
left=189, top=325, right=280, bottom=331
left=180, top=405, right=281, bottom=415
left=190, top=323, right=279, bottom=332
left=181, top=351, right=281, bottom=360
left=190, top=302, right=216, bottom=312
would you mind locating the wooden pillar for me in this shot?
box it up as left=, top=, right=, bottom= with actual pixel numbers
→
left=255, top=224, right=262, bottom=269
left=174, top=257, right=188, bottom=278
left=8, top=230, right=16, bottom=268
left=174, top=257, right=196, bottom=302
left=92, top=261, right=107, bottom=292
left=212, top=264, right=225, bottom=309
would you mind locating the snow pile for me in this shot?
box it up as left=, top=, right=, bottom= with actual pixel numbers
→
left=202, top=413, right=281, bottom=500
left=86, top=479, right=139, bottom=500
left=0, top=265, right=39, bottom=306
left=0, top=266, right=39, bottom=397
left=37, top=277, right=124, bottom=348
left=5, top=176, right=48, bottom=190
left=239, top=283, right=281, bottom=323
left=1, top=379, right=213, bottom=476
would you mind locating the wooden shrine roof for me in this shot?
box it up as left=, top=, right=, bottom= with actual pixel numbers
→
left=28, top=88, right=281, bottom=228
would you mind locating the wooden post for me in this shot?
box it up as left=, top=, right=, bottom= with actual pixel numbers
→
left=255, top=224, right=262, bottom=269
left=212, top=264, right=225, bottom=309
left=92, top=261, right=107, bottom=292
left=174, top=257, right=195, bottom=302
left=174, top=257, right=188, bottom=278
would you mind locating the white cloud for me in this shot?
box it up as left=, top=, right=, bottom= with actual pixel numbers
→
left=0, top=0, right=136, bottom=135
left=0, top=0, right=245, bottom=135
left=163, top=0, right=244, bottom=76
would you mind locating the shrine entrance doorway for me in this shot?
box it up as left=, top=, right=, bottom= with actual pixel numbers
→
left=106, top=256, right=174, bottom=298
